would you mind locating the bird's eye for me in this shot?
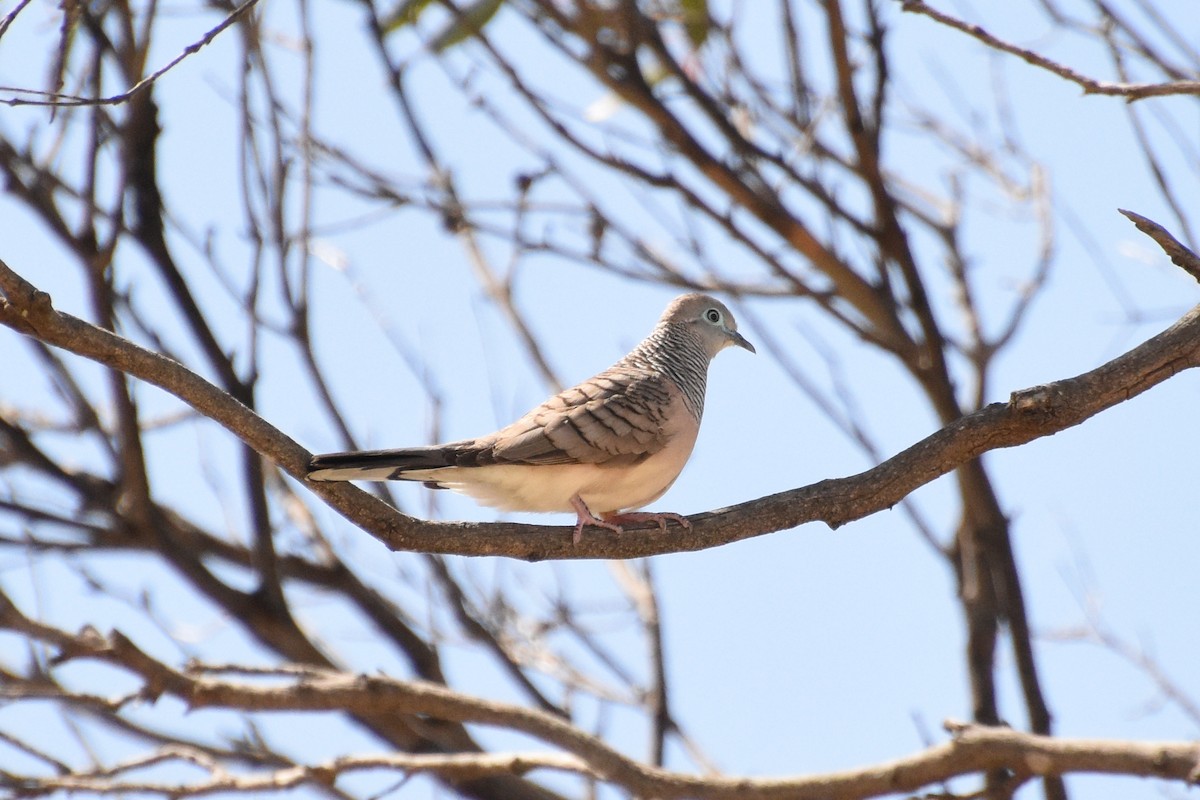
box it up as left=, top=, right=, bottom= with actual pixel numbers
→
left=704, top=308, right=722, bottom=324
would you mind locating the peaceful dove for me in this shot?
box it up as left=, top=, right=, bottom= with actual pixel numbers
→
left=307, top=293, right=755, bottom=543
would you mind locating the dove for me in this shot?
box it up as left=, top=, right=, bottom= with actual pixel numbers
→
left=308, top=293, right=754, bottom=543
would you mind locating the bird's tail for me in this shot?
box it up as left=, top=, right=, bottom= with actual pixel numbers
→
left=307, top=446, right=454, bottom=482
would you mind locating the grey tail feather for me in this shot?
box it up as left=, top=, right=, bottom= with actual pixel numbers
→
left=307, top=446, right=454, bottom=480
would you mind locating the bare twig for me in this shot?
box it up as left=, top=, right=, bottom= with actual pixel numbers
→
left=1119, top=208, right=1200, bottom=282
left=1, top=608, right=1198, bottom=800
left=900, top=1, right=1200, bottom=101
left=2, top=750, right=587, bottom=796
left=0, top=0, right=34, bottom=41
left=0, top=0, right=264, bottom=108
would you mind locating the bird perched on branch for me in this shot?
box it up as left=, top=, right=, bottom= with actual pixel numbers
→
left=308, top=293, right=755, bottom=543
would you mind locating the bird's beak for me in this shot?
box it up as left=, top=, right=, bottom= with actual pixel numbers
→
left=728, top=329, right=756, bottom=354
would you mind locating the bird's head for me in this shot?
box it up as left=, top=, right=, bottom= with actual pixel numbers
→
left=664, top=293, right=756, bottom=359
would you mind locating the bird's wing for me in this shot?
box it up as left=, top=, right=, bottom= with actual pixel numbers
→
left=479, top=370, right=681, bottom=467
left=307, top=370, right=688, bottom=481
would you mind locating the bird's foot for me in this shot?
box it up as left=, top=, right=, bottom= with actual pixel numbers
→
left=602, top=511, right=692, bottom=534
left=570, top=495, right=625, bottom=544
left=569, top=496, right=693, bottom=544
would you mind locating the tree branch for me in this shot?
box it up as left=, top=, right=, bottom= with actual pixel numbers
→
left=3, top=750, right=587, bottom=796
left=900, top=1, right=1200, bottom=101
left=0, top=0, right=264, bottom=108
left=1, top=605, right=1197, bottom=800
left=1119, top=208, right=1200, bottom=282
left=2, top=212, right=1198, bottom=560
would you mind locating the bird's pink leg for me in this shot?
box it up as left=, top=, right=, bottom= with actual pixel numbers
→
left=601, top=511, right=693, bottom=533
left=570, top=494, right=624, bottom=544
left=569, top=496, right=693, bottom=544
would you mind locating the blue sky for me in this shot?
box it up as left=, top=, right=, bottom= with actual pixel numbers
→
left=1, top=1, right=1198, bottom=798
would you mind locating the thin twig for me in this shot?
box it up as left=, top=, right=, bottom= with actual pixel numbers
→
left=900, top=0, right=1200, bottom=101
left=0, top=0, right=264, bottom=108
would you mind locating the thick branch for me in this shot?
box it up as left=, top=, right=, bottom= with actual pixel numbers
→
left=2, top=221, right=1199, bottom=559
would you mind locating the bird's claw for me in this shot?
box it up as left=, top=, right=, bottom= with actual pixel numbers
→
left=569, top=495, right=691, bottom=544
left=603, top=511, right=692, bottom=534
left=573, top=516, right=624, bottom=544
